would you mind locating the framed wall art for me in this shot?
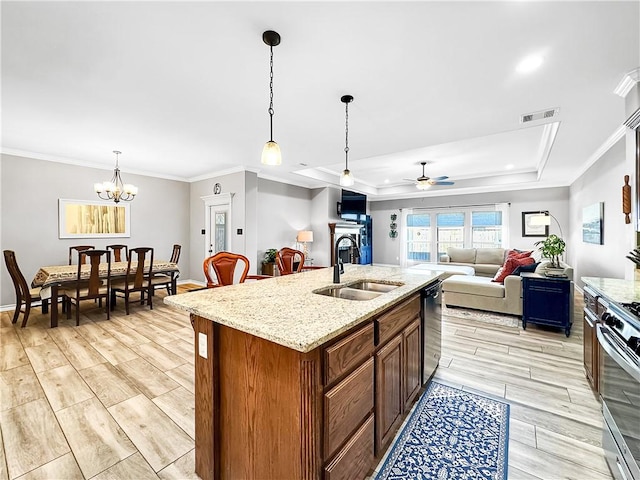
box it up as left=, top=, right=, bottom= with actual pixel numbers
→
left=583, top=202, right=604, bottom=245
left=58, top=199, right=130, bottom=239
left=521, top=211, right=549, bottom=237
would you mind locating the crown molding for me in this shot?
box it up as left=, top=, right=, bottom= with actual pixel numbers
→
left=1, top=148, right=190, bottom=182
left=614, top=67, right=640, bottom=98
left=535, top=122, right=560, bottom=180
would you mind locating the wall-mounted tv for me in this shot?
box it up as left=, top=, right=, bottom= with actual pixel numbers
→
left=340, top=189, right=367, bottom=216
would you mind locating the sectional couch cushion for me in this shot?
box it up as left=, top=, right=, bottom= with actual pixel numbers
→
left=447, top=247, right=477, bottom=264
left=475, top=248, right=506, bottom=265
left=443, top=275, right=506, bottom=298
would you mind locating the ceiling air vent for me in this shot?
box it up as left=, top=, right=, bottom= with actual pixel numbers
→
left=520, top=108, right=559, bottom=124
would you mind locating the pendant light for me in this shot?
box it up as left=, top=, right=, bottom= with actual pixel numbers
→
left=261, top=30, right=282, bottom=165
left=340, top=94, right=354, bottom=186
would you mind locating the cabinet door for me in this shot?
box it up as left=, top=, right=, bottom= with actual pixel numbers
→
left=403, top=318, right=421, bottom=409
left=375, top=335, right=403, bottom=454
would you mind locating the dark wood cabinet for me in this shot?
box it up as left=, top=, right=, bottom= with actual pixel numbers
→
left=375, top=335, right=403, bottom=453
left=522, top=273, right=573, bottom=336
left=374, top=294, right=422, bottom=455
left=403, top=318, right=422, bottom=410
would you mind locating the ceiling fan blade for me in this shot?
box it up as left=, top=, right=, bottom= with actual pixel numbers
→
left=431, top=181, right=455, bottom=186
left=431, top=175, right=449, bottom=181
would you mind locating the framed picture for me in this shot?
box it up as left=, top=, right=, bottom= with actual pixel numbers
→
left=58, top=199, right=130, bottom=239
left=583, top=202, right=604, bottom=245
left=522, top=211, right=549, bottom=237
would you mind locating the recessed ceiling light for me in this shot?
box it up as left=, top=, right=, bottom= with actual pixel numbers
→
left=505, top=164, right=514, bottom=170
left=516, top=54, right=544, bottom=74
left=384, top=179, right=390, bottom=184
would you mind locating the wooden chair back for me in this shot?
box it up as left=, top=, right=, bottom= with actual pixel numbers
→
left=69, top=245, right=94, bottom=265
left=3, top=250, right=47, bottom=327
left=125, top=247, right=154, bottom=289
left=4, top=250, right=29, bottom=304
left=170, top=244, right=181, bottom=263
left=106, top=244, right=129, bottom=262
left=73, top=249, right=111, bottom=298
left=203, top=252, right=250, bottom=288
left=65, top=249, right=111, bottom=325
left=276, top=248, right=305, bottom=275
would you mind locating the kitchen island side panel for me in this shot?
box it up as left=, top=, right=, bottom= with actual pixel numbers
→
left=193, top=314, right=323, bottom=480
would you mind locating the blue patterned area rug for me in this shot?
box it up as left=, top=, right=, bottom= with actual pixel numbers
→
left=374, top=381, right=509, bottom=480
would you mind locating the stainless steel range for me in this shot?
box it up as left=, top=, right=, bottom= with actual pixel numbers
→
left=598, top=301, right=640, bottom=480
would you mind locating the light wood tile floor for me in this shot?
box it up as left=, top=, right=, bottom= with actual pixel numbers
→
left=0, top=285, right=612, bottom=479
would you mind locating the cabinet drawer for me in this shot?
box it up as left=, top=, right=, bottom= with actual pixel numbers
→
left=325, top=322, right=374, bottom=385
left=324, top=357, right=374, bottom=459
left=378, top=295, right=420, bottom=346
left=324, top=414, right=374, bottom=480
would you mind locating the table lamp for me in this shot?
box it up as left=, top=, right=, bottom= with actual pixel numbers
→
left=296, top=230, right=313, bottom=259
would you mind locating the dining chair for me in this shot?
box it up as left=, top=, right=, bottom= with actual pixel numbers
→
left=106, top=244, right=129, bottom=262
left=69, top=245, right=95, bottom=265
left=62, top=249, right=111, bottom=326
left=3, top=250, right=48, bottom=328
left=111, top=247, right=154, bottom=314
left=276, top=247, right=305, bottom=275
left=203, top=251, right=270, bottom=288
left=151, top=244, right=181, bottom=295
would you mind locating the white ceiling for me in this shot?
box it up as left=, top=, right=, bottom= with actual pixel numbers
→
left=2, top=1, right=638, bottom=200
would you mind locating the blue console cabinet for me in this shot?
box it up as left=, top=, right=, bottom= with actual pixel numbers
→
left=522, top=272, right=573, bottom=336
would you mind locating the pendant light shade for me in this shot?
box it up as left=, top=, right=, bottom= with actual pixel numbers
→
left=262, top=30, right=282, bottom=165
left=340, top=94, right=354, bottom=186
left=261, top=140, right=282, bottom=166
left=340, top=169, right=354, bottom=187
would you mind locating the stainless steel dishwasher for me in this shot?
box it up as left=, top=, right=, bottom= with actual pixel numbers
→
left=422, top=280, right=442, bottom=384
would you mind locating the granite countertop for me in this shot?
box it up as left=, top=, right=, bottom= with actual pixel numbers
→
left=581, top=276, right=640, bottom=303
left=164, top=264, right=441, bottom=353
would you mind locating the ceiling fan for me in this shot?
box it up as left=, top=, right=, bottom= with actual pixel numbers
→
left=405, top=162, right=455, bottom=190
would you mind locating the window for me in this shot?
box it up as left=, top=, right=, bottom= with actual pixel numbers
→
left=436, top=213, right=464, bottom=258
left=407, top=214, right=431, bottom=261
left=402, top=205, right=508, bottom=265
left=471, top=211, right=502, bottom=248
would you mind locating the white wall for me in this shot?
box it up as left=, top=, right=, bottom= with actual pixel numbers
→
left=369, top=187, right=570, bottom=265
left=569, top=138, right=635, bottom=287
left=0, top=153, right=190, bottom=306
left=256, top=178, right=313, bottom=271
left=189, top=171, right=247, bottom=282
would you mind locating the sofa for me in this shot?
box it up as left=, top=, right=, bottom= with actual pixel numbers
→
left=439, top=247, right=508, bottom=277
left=441, top=260, right=574, bottom=316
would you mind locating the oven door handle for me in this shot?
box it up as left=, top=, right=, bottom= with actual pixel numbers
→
left=584, top=308, right=597, bottom=328
left=597, top=325, right=640, bottom=383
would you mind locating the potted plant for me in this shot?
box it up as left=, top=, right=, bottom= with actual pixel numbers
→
left=534, top=234, right=566, bottom=269
left=262, top=248, right=278, bottom=276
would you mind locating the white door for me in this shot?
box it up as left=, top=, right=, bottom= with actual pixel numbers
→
left=202, top=193, right=234, bottom=259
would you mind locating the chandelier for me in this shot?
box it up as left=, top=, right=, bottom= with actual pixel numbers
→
left=261, top=30, right=282, bottom=165
left=340, top=94, right=354, bottom=186
left=94, top=151, right=138, bottom=203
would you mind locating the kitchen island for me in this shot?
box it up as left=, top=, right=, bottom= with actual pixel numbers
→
left=165, top=264, right=442, bottom=480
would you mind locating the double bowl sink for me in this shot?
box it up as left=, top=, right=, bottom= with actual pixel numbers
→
left=314, top=280, right=404, bottom=301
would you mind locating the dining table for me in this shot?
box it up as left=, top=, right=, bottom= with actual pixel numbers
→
left=31, top=260, right=180, bottom=327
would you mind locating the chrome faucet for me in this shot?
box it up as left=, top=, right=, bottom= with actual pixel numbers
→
left=334, top=235, right=361, bottom=283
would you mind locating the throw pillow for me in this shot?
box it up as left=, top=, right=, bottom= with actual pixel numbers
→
left=492, top=256, right=535, bottom=283
left=507, top=249, right=533, bottom=259
left=512, top=261, right=540, bottom=276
